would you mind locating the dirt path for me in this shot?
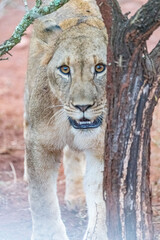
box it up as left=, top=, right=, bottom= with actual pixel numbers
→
left=0, top=1, right=159, bottom=239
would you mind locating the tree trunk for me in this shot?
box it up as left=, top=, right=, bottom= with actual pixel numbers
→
left=96, top=0, right=160, bottom=239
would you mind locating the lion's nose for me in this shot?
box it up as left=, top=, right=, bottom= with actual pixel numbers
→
left=74, top=104, right=93, bottom=112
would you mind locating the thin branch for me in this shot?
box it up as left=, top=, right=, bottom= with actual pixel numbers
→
left=36, top=0, right=42, bottom=8
left=0, top=0, right=70, bottom=57
left=22, top=0, right=29, bottom=12
left=126, top=0, right=160, bottom=46
left=0, top=57, right=8, bottom=61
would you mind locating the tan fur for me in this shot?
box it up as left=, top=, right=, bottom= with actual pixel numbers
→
left=25, top=0, right=108, bottom=239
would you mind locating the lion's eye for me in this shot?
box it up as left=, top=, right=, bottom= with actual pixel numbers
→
left=59, top=65, right=70, bottom=75
left=95, top=64, right=105, bottom=73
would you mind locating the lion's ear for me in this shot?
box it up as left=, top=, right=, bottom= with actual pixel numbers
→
left=33, top=19, right=62, bottom=44
left=32, top=19, right=62, bottom=65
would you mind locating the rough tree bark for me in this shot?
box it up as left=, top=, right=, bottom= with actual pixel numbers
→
left=96, top=0, right=160, bottom=239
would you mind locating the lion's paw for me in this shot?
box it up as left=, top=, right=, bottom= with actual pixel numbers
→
left=83, top=228, right=108, bottom=240
left=65, top=194, right=86, bottom=211
left=31, top=221, right=69, bottom=240
left=31, top=232, right=69, bottom=240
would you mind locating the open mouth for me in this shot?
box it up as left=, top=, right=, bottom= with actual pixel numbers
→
left=68, top=115, right=103, bottom=129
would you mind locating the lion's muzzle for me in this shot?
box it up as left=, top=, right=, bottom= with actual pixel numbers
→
left=68, top=115, right=103, bottom=129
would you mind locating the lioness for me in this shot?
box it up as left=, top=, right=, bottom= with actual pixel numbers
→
left=24, top=0, right=108, bottom=239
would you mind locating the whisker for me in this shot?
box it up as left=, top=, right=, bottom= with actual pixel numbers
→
left=64, top=107, right=79, bottom=113
left=44, top=105, right=65, bottom=120
left=102, top=109, right=108, bottom=114
left=47, top=109, right=65, bottom=125
left=46, top=104, right=63, bottom=110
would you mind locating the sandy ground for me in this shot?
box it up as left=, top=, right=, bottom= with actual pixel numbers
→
left=0, top=0, right=159, bottom=239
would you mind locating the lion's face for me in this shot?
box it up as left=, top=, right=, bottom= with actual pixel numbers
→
left=47, top=25, right=107, bottom=132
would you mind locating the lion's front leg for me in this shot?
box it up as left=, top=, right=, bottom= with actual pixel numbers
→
left=25, top=142, right=69, bottom=240
left=83, top=150, right=108, bottom=240
left=63, top=146, right=86, bottom=211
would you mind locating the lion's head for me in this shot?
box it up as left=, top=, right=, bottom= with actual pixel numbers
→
left=44, top=20, right=108, bottom=133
